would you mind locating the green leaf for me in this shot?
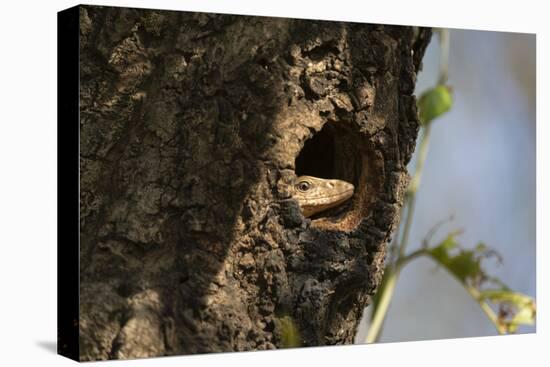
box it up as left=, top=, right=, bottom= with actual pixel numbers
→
left=510, top=305, right=536, bottom=327
left=428, top=233, right=456, bottom=265
left=479, top=289, right=536, bottom=333
left=479, top=289, right=533, bottom=306
left=428, top=234, right=494, bottom=285
left=424, top=231, right=536, bottom=334
left=446, top=250, right=483, bottom=283
left=418, top=85, right=453, bottom=125
left=276, top=314, right=302, bottom=348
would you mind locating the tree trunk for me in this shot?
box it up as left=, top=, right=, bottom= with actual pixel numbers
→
left=76, top=5, right=431, bottom=360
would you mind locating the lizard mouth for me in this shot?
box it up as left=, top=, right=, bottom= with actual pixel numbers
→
left=309, top=188, right=354, bottom=202
left=300, top=187, right=354, bottom=218
left=311, top=188, right=354, bottom=200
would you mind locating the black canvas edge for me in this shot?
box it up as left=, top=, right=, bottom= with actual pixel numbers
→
left=57, top=4, right=80, bottom=362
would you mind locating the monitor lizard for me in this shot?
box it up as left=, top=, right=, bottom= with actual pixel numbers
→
left=293, top=175, right=355, bottom=217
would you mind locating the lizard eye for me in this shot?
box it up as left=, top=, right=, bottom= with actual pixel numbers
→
left=297, top=181, right=310, bottom=192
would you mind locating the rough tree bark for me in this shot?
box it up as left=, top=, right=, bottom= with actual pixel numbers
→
left=76, top=5, right=431, bottom=360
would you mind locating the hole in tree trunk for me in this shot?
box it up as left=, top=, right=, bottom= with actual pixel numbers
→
left=295, top=122, right=380, bottom=231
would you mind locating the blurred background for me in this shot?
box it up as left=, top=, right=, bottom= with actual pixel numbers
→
left=355, top=28, right=536, bottom=343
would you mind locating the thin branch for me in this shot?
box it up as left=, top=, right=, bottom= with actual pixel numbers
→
left=364, top=27, right=451, bottom=344
left=437, top=28, right=450, bottom=85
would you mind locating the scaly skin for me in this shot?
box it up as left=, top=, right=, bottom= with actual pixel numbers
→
left=293, top=175, right=354, bottom=217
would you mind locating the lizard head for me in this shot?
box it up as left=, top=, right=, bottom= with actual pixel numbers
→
left=293, top=175, right=355, bottom=218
